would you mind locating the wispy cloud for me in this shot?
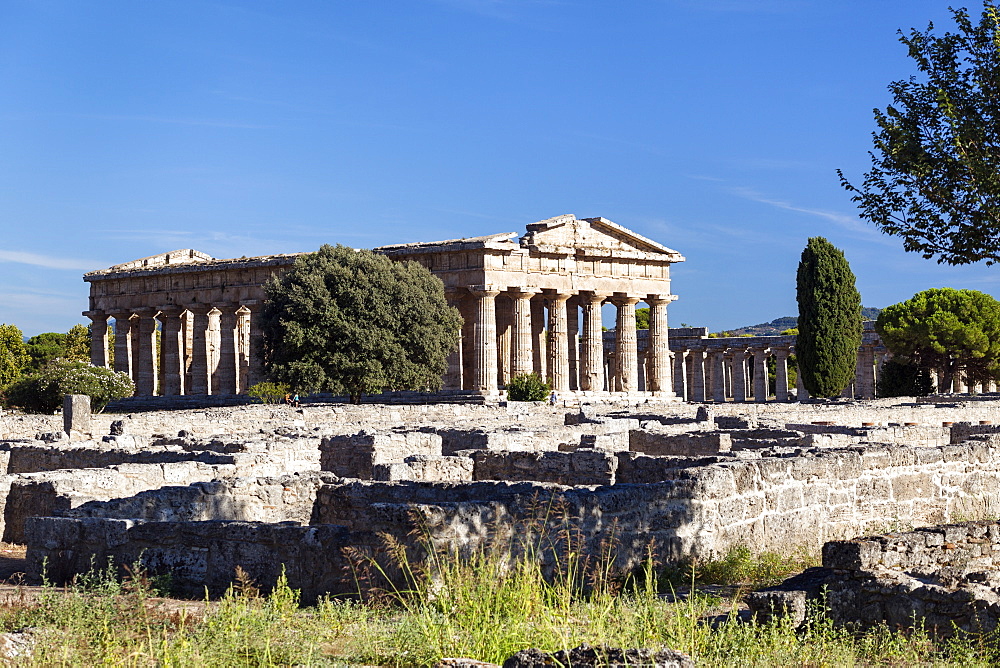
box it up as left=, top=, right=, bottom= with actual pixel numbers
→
left=0, top=250, right=103, bottom=271
left=63, top=113, right=272, bottom=130
left=729, top=186, right=895, bottom=244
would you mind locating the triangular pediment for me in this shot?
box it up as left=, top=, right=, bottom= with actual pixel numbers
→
left=519, top=215, right=684, bottom=261
left=104, top=249, right=214, bottom=272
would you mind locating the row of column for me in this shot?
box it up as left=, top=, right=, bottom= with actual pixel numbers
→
left=446, top=286, right=676, bottom=396
left=670, top=342, right=886, bottom=403
left=85, top=304, right=263, bottom=397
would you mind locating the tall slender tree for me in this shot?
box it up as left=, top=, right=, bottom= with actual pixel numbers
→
left=795, top=237, right=863, bottom=397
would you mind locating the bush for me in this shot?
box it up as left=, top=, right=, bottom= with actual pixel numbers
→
left=505, top=372, right=550, bottom=402
left=877, top=358, right=934, bottom=397
left=4, top=359, right=134, bottom=413
left=247, top=381, right=291, bottom=404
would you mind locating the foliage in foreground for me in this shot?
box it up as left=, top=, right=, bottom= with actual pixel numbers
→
left=4, top=359, right=134, bottom=413
left=795, top=237, right=863, bottom=398
left=0, top=323, right=29, bottom=389
left=506, top=372, right=551, bottom=402
left=2, top=544, right=998, bottom=667
left=260, top=244, right=463, bottom=404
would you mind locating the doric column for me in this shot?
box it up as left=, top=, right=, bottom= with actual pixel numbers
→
left=580, top=292, right=608, bottom=392
left=546, top=292, right=572, bottom=393
left=673, top=350, right=687, bottom=400
left=469, top=286, right=501, bottom=394
left=646, top=294, right=675, bottom=395
left=855, top=343, right=876, bottom=399
left=496, top=295, right=513, bottom=387
left=213, top=304, right=239, bottom=395
left=158, top=307, right=185, bottom=396
left=773, top=347, right=790, bottom=402
left=236, top=307, right=251, bottom=393
left=111, top=313, right=134, bottom=380
left=752, top=347, right=769, bottom=403
left=443, top=290, right=464, bottom=390
left=712, top=350, right=727, bottom=402
left=188, top=305, right=212, bottom=395
left=614, top=295, right=641, bottom=393
left=567, top=297, right=580, bottom=391
left=84, top=311, right=109, bottom=368
left=133, top=309, right=158, bottom=396
left=509, top=288, right=538, bottom=378
left=731, top=348, right=749, bottom=402
left=531, top=296, right=546, bottom=378
left=689, top=346, right=706, bottom=402
left=245, top=302, right=265, bottom=389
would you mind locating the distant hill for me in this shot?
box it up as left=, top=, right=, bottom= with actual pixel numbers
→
left=716, top=307, right=881, bottom=337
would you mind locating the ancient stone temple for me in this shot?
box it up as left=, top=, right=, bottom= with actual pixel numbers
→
left=83, top=214, right=685, bottom=398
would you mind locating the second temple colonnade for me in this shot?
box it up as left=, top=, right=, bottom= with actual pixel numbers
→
left=83, top=214, right=890, bottom=402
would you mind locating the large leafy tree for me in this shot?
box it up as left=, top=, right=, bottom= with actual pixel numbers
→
left=24, top=324, right=91, bottom=372
left=796, top=237, right=863, bottom=397
left=260, top=244, right=462, bottom=403
left=0, top=324, right=29, bottom=388
left=839, top=4, right=1000, bottom=265
left=876, top=287, right=1000, bottom=390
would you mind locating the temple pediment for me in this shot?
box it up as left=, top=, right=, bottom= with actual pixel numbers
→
left=520, top=214, right=685, bottom=261
left=89, top=249, right=215, bottom=275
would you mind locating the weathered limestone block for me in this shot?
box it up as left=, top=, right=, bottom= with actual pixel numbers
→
left=471, top=450, right=618, bottom=486
left=63, top=395, right=91, bottom=436
left=320, top=430, right=443, bottom=479
left=629, top=430, right=732, bottom=457
left=373, top=455, right=474, bottom=482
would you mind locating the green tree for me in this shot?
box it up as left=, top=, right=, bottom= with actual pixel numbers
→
left=839, top=4, right=1000, bottom=265
left=4, top=359, right=134, bottom=413
left=635, top=307, right=650, bottom=329
left=876, top=357, right=935, bottom=397
left=795, top=237, right=863, bottom=397
left=24, top=324, right=91, bottom=372
left=0, top=324, right=29, bottom=388
left=260, top=244, right=463, bottom=404
left=875, top=287, right=1000, bottom=390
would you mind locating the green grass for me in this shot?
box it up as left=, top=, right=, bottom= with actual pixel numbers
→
left=0, top=546, right=995, bottom=666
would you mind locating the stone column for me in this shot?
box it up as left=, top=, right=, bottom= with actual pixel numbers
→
left=188, top=305, right=212, bottom=395
left=236, top=307, right=251, bottom=393
left=773, top=347, right=790, bottom=402
left=509, top=288, right=538, bottom=378
left=712, top=350, right=726, bottom=402
left=795, top=349, right=810, bottom=400
left=580, top=292, right=608, bottom=393
left=567, top=297, right=580, bottom=391
left=158, top=307, right=185, bottom=396
left=731, top=348, right=749, bottom=402
left=752, top=348, right=769, bottom=403
left=673, top=349, right=687, bottom=400
left=614, top=295, right=641, bottom=393
left=688, top=346, right=706, bottom=402
left=531, top=297, right=546, bottom=378
left=469, top=286, right=501, bottom=394
left=245, top=302, right=265, bottom=389
left=855, top=344, right=876, bottom=399
left=646, top=294, right=675, bottom=395
left=84, top=311, right=109, bottom=368
left=496, top=295, right=513, bottom=388
left=111, top=313, right=133, bottom=380
left=133, top=309, right=158, bottom=396
left=546, top=292, right=571, bottom=393
left=443, top=290, right=464, bottom=390
left=213, top=304, right=239, bottom=395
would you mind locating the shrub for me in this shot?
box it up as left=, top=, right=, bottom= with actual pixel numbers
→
left=247, top=381, right=291, bottom=404
left=506, top=372, right=550, bottom=402
left=4, top=359, right=134, bottom=413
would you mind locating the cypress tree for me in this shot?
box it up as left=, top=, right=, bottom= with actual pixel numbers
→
left=795, top=237, right=863, bottom=397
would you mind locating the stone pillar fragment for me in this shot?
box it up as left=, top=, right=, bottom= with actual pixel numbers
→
left=546, top=292, right=571, bottom=393
left=134, top=309, right=158, bottom=396
left=188, top=306, right=212, bottom=395
left=213, top=304, right=239, bottom=395
left=63, top=394, right=90, bottom=435
left=84, top=311, right=109, bottom=368
left=773, top=347, right=790, bottom=402
left=509, top=288, right=538, bottom=379
left=646, top=295, right=675, bottom=395
left=614, top=295, right=641, bottom=393
left=469, top=286, right=501, bottom=394
left=752, top=348, right=769, bottom=403
left=158, top=307, right=185, bottom=396
left=855, top=344, right=876, bottom=399
left=580, top=292, right=608, bottom=392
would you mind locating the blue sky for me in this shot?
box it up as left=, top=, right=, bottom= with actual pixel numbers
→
left=3, top=0, right=999, bottom=335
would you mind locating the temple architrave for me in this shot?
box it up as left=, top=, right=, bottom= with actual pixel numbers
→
left=83, top=214, right=685, bottom=399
